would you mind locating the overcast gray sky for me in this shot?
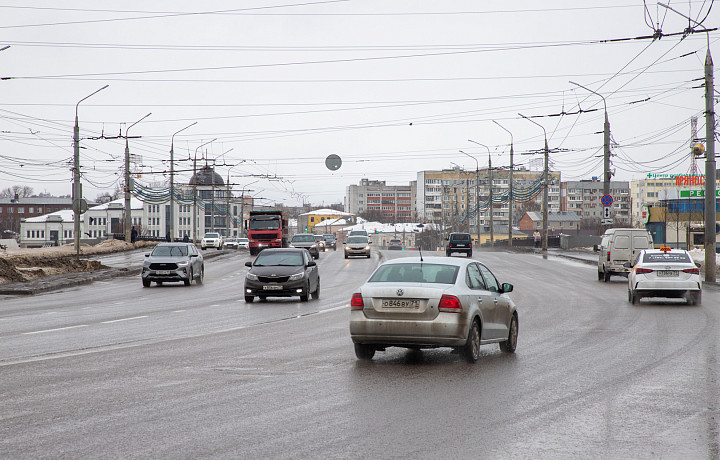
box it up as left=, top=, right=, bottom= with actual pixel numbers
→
left=0, top=1, right=717, bottom=206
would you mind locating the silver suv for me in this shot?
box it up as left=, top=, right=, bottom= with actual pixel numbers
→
left=289, top=233, right=320, bottom=259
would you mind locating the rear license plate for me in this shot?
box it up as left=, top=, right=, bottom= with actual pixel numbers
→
left=657, top=270, right=678, bottom=277
left=382, top=299, right=420, bottom=309
left=155, top=270, right=171, bottom=275
left=263, top=285, right=282, bottom=290
left=455, top=244, right=465, bottom=247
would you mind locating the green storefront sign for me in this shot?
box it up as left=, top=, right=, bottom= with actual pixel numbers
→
left=679, top=190, right=720, bottom=198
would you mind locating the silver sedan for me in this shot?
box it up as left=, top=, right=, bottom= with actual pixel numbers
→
left=349, top=256, right=518, bottom=362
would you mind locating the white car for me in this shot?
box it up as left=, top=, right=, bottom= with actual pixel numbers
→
left=349, top=256, right=518, bottom=362
left=201, top=232, right=223, bottom=250
left=627, top=247, right=702, bottom=305
left=237, top=238, right=249, bottom=249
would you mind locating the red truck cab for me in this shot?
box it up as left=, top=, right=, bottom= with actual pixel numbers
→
left=247, top=210, right=288, bottom=255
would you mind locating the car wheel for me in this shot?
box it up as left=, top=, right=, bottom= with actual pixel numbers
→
left=499, top=314, right=518, bottom=353
left=245, top=295, right=254, bottom=303
left=628, top=288, right=633, bottom=303
left=604, top=270, right=611, bottom=282
left=201, top=246, right=206, bottom=250
left=196, top=266, right=204, bottom=285
left=468, top=250, right=473, bottom=257
left=313, top=254, right=319, bottom=260
left=344, top=254, right=349, bottom=259
left=366, top=254, right=371, bottom=259
left=259, top=296, right=267, bottom=302
left=632, top=291, right=641, bottom=305
left=687, top=292, right=701, bottom=305
left=142, top=279, right=151, bottom=287
left=446, top=251, right=451, bottom=257
left=300, top=283, right=309, bottom=302
left=354, top=343, right=376, bottom=360
left=311, top=278, right=320, bottom=299
left=598, top=269, right=604, bottom=281
left=462, top=320, right=481, bottom=363
left=156, top=281, right=163, bottom=286
left=184, top=269, right=192, bottom=286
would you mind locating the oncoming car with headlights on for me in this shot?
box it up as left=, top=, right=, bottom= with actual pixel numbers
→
left=344, top=235, right=371, bottom=259
left=141, top=242, right=204, bottom=287
left=244, top=248, right=319, bottom=303
left=349, top=256, right=518, bottom=362
left=626, top=247, right=702, bottom=305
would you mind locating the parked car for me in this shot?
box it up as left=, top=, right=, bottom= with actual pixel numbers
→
left=314, top=234, right=326, bottom=252
left=201, top=232, right=223, bottom=250
left=141, top=242, right=204, bottom=287
left=388, top=238, right=403, bottom=250
left=446, top=232, right=472, bottom=257
left=237, top=237, right=249, bottom=249
left=289, top=233, right=320, bottom=259
left=349, top=256, right=518, bottom=362
left=596, top=227, right=653, bottom=281
left=322, top=234, right=337, bottom=250
left=224, top=237, right=239, bottom=249
left=244, top=248, right=319, bottom=303
left=344, top=235, right=371, bottom=259
left=626, top=247, right=702, bottom=305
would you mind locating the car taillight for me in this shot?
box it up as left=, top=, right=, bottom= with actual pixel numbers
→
left=607, top=251, right=610, bottom=262
left=438, top=295, right=462, bottom=312
left=350, top=293, right=364, bottom=310
left=636, top=268, right=653, bottom=274
left=683, top=268, right=700, bottom=275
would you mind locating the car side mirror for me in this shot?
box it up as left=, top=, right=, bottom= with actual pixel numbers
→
left=695, top=262, right=702, bottom=268
left=307, top=260, right=316, bottom=267
left=190, top=254, right=198, bottom=258
left=501, top=282, right=513, bottom=293
left=343, top=242, right=347, bottom=245
left=368, top=241, right=372, bottom=244
left=245, top=261, right=252, bottom=267
left=145, top=253, right=150, bottom=257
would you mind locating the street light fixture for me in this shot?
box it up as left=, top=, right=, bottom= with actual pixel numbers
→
left=468, top=140, right=493, bottom=247
left=493, top=120, right=514, bottom=247
left=169, top=122, right=197, bottom=242
left=519, top=113, right=549, bottom=252
left=73, top=85, right=109, bottom=255
left=124, top=112, right=151, bottom=243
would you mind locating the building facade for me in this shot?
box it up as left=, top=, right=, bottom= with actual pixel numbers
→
left=561, top=178, right=630, bottom=226
left=344, top=178, right=416, bottom=223
left=1, top=197, right=74, bottom=236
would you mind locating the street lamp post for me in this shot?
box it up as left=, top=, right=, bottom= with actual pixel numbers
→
left=570, top=81, right=611, bottom=199
left=169, top=122, right=197, bottom=242
left=124, top=112, right=151, bottom=243
left=468, top=140, right=493, bottom=247
left=73, top=85, right=109, bottom=255
left=192, top=139, right=217, bottom=243
left=459, top=150, right=480, bottom=247
left=493, top=120, right=514, bottom=247
left=519, top=114, right=549, bottom=252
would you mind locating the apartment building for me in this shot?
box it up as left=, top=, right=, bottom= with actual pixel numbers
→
left=344, top=179, right=416, bottom=223
left=561, top=178, right=630, bottom=226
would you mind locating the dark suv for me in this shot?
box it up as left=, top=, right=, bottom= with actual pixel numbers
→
left=446, top=232, right=473, bottom=257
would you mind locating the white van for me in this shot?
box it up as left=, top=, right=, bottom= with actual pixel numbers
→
left=596, top=228, right=654, bottom=282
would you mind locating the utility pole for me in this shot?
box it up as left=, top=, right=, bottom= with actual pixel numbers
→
left=169, top=122, right=196, bottom=242
left=124, top=113, right=151, bottom=243
left=73, top=85, right=108, bottom=255
left=192, top=139, right=216, bottom=243
left=469, top=140, right=493, bottom=247
left=460, top=150, right=480, bottom=246
left=494, top=120, right=514, bottom=246
left=704, top=48, right=717, bottom=282
left=520, top=114, right=549, bottom=252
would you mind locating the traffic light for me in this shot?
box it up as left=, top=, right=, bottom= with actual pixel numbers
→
left=374, top=228, right=378, bottom=234
left=305, top=227, right=308, bottom=232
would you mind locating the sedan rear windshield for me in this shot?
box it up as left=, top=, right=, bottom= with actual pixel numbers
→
left=450, top=234, right=471, bottom=241
left=642, top=252, right=692, bottom=264
left=254, top=252, right=304, bottom=266
left=152, top=246, right=189, bottom=257
left=369, top=263, right=459, bottom=284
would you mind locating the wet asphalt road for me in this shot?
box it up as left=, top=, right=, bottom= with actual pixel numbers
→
left=1, top=248, right=719, bottom=459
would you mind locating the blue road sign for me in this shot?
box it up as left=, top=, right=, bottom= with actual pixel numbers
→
left=601, top=195, right=613, bottom=207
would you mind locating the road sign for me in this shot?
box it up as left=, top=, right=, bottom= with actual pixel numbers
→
left=601, top=195, right=613, bottom=206
left=601, top=218, right=613, bottom=225
left=603, top=206, right=611, bottom=219
left=72, top=199, right=88, bottom=214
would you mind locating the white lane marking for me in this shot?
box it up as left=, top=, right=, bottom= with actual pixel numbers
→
left=101, top=315, right=148, bottom=324
left=44, top=312, right=57, bottom=315
left=173, top=310, right=186, bottom=313
left=23, top=324, right=88, bottom=335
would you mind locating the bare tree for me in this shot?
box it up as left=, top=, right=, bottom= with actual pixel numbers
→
left=0, top=185, right=34, bottom=198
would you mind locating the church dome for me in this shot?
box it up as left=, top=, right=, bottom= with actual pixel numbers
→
left=189, top=166, right=224, bottom=186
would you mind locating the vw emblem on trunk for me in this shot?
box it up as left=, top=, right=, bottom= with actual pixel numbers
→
left=396, top=289, right=404, bottom=296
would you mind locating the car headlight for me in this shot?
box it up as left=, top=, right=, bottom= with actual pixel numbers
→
left=177, top=261, right=189, bottom=267
left=288, top=272, right=304, bottom=281
left=364, top=246, right=370, bottom=250
left=311, top=244, right=317, bottom=248
left=246, top=273, right=258, bottom=281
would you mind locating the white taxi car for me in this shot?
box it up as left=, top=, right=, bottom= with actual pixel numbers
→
left=627, top=247, right=702, bottom=305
